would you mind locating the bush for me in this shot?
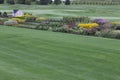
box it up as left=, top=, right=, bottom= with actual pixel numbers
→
left=0, top=0, right=4, bottom=4
left=115, top=26, right=120, bottom=30
left=0, top=21, right=3, bottom=25
left=95, top=29, right=112, bottom=37
left=25, top=0, right=31, bottom=5
left=40, top=0, right=49, bottom=5
left=7, top=0, right=15, bottom=4
left=95, top=29, right=120, bottom=39
left=2, top=12, right=8, bottom=17
left=49, top=22, right=63, bottom=28
left=63, top=16, right=90, bottom=28
left=35, top=25, right=49, bottom=30
left=78, top=23, right=99, bottom=29
left=54, top=0, right=61, bottom=5
left=52, top=27, right=70, bottom=33
left=10, top=18, right=25, bottom=23
left=4, top=20, right=18, bottom=26
left=78, top=27, right=98, bottom=36
left=65, top=0, right=70, bottom=5
left=0, top=18, right=8, bottom=25
left=52, top=25, right=74, bottom=33
left=111, top=22, right=120, bottom=30
left=17, top=0, right=25, bottom=4
left=25, top=17, right=36, bottom=22
left=91, top=18, right=109, bottom=25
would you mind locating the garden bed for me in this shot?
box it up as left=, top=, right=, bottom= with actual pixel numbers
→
left=0, top=15, right=120, bottom=39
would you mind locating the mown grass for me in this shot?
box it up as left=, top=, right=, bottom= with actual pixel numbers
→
left=0, top=26, right=120, bottom=80
left=0, top=4, right=120, bottom=21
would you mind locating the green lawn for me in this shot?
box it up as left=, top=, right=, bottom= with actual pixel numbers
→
left=0, top=4, right=120, bottom=21
left=0, top=26, right=120, bottom=80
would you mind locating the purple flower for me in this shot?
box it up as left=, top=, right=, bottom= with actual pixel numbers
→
left=92, top=18, right=109, bottom=24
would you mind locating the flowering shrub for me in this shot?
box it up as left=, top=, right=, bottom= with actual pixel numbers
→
left=91, top=19, right=109, bottom=25
left=78, top=23, right=99, bottom=29
left=15, top=13, right=33, bottom=19
left=10, top=18, right=25, bottom=23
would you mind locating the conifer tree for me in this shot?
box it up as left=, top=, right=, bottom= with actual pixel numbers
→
left=40, top=0, right=49, bottom=5
left=17, top=0, right=25, bottom=4
left=65, top=0, right=70, bottom=5
left=54, top=0, right=61, bottom=5
left=7, top=0, right=15, bottom=4
left=0, top=0, right=4, bottom=4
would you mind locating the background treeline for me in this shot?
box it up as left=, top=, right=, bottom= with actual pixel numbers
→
left=0, top=0, right=71, bottom=5
left=0, top=0, right=120, bottom=5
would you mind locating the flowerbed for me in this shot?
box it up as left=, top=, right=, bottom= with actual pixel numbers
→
left=0, top=15, right=120, bottom=39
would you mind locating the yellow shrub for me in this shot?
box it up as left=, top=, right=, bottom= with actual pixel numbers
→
left=10, top=18, right=25, bottom=23
left=15, top=15, right=32, bottom=19
left=78, top=23, right=99, bottom=28
left=15, top=13, right=33, bottom=19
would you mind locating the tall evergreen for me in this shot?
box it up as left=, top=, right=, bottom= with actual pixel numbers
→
left=7, top=0, right=15, bottom=4
left=49, top=0, right=53, bottom=4
left=40, top=0, right=49, bottom=5
left=0, top=0, right=4, bottom=4
left=65, top=0, right=70, bottom=5
left=54, top=0, right=61, bottom=5
left=17, top=0, right=25, bottom=4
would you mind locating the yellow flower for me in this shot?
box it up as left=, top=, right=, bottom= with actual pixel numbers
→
left=78, top=23, right=99, bottom=29
left=10, top=18, right=25, bottom=23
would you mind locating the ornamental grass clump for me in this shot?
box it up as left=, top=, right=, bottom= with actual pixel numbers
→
left=78, top=23, right=99, bottom=29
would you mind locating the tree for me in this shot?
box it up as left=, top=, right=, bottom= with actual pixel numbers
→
left=0, top=0, right=4, bottom=4
left=54, top=0, right=61, bottom=5
left=17, top=0, right=25, bottom=4
left=65, top=0, right=70, bottom=5
left=49, top=0, right=53, bottom=4
left=7, top=0, right=15, bottom=4
left=25, top=0, right=31, bottom=5
left=40, top=0, right=49, bottom=5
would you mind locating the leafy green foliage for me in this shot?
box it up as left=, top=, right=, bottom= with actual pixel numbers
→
left=4, top=20, right=18, bottom=26
left=25, top=16, right=36, bottom=22
left=7, top=0, right=15, bottom=4
left=95, top=29, right=120, bottom=39
left=0, top=0, right=4, bottom=4
left=25, top=0, right=31, bottom=5
left=65, top=0, right=70, bottom=5
left=54, top=0, right=61, bottom=5
left=40, top=0, right=50, bottom=5
left=17, top=0, right=25, bottom=4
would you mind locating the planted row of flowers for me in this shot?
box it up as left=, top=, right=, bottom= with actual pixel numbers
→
left=78, top=23, right=99, bottom=29
left=0, top=15, right=120, bottom=39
